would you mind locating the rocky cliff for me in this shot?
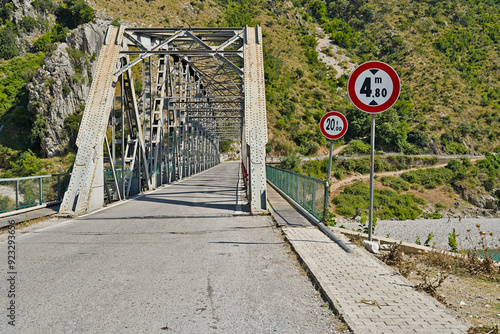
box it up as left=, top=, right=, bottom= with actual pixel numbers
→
left=27, top=22, right=107, bottom=157
left=10, top=0, right=54, bottom=54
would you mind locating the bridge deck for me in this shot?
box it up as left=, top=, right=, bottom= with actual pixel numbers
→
left=0, top=162, right=339, bottom=333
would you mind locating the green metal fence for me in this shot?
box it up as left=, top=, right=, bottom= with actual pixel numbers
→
left=266, top=165, right=326, bottom=220
left=0, top=174, right=71, bottom=214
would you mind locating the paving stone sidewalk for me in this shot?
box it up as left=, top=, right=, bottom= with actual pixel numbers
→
left=282, top=227, right=470, bottom=334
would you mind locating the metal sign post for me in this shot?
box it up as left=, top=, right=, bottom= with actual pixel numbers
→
left=323, top=139, right=334, bottom=222
left=368, top=114, right=376, bottom=241
left=348, top=61, right=400, bottom=240
left=319, top=111, right=348, bottom=222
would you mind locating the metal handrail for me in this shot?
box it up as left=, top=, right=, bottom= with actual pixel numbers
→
left=0, top=173, right=71, bottom=213
left=0, top=173, right=70, bottom=182
left=266, top=165, right=326, bottom=220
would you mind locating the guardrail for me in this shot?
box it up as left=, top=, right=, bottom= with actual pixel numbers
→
left=266, top=165, right=326, bottom=221
left=0, top=173, right=71, bottom=214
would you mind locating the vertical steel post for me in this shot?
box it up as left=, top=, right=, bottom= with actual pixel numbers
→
left=120, top=68, right=126, bottom=198
left=323, top=140, right=334, bottom=222
left=148, top=55, right=153, bottom=184
left=57, top=174, right=61, bottom=201
left=15, top=180, right=19, bottom=209
left=39, top=177, right=43, bottom=204
left=295, top=174, right=299, bottom=201
left=368, top=114, right=376, bottom=241
left=312, top=181, right=316, bottom=218
left=303, top=177, right=306, bottom=208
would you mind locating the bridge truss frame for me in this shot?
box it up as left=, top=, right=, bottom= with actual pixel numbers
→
left=60, top=26, right=268, bottom=216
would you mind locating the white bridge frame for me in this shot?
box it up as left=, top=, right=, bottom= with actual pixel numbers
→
left=60, top=26, right=268, bottom=215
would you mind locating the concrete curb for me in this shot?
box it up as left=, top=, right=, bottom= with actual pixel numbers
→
left=0, top=202, right=60, bottom=219
left=281, top=228, right=355, bottom=332
left=330, top=227, right=439, bottom=253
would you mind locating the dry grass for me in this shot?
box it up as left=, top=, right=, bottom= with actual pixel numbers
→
left=91, top=0, right=222, bottom=27
left=379, top=241, right=500, bottom=331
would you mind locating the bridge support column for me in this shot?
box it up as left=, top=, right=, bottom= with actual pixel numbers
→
left=243, top=26, right=268, bottom=213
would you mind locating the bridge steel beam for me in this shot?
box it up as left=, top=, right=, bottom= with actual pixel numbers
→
left=60, top=25, right=267, bottom=216
left=242, top=26, right=268, bottom=213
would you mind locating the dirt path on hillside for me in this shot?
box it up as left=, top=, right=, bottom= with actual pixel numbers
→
left=330, top=164, right=449, bottom=196
left=330, top=155, right=486, bottom=196
left=315, top=26, right=356, bottom=78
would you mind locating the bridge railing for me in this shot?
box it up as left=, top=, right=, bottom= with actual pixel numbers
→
left=266, top=165, right=326, bottom=221
left=0, top=173, right=71, bottom=214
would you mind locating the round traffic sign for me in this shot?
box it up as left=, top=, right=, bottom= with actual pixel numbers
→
left=319, top=111, right=348, bottom=140
left=348, top=61, right=400, bottom=114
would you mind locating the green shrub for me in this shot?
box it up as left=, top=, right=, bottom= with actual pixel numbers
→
left=19, top=16, right=40, bottom=32
left=342, top=139, right=370, bottom=155
left=381, top=176, right=410, bottom=192
left=0, top=1, right=13, bottom=22
left=62, top=84, right=71, bottom=95
left=301, top=158, right=329, bottom=179
left=134, top=78, right=143, bottom=96
left=219, top=140, right=233, bottom=153
left=0, top=52, right=45, bottom=121
left=33, top=24, right=69, bottom=52
left=448, top=228, right=458, bottom=252
left=0, top=145, right=18, bottom=169
left=0, top=194, right=14, bottom=212
left=435, top=202, right=446, bottom=209
left=427, top=211, right=443, bottom=219
left=323, top=18, right=358, bottom=48
left=333, top=169, right=343, bottom=180
left=445, top=141, right=469, bottom=154
left=221, top=0, right=259, bottom=27
left=110, top=19, right=121, bottom=27
left=299, top=140, right=319, bottom=156
left=0, top=28, right=19, bottom=60
left=281, top=154, right=301, bottom=172
left=32, top=0, right=58, bottom=13
left=424, top=232, right=434, bottom=247
left=63, top=112, right=83, bottom=149
left=358, top=215, right=377, bottom=235
left=2, top=150, right=44, bottom=177
left=333, top=181, right=424, bottom=220
left=56, top=0, right=94, bottom=29
left=401, top=168, right=454, bottom=189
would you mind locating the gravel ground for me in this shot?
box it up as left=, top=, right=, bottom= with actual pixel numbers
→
left=337, top=218, right=500, bottom=251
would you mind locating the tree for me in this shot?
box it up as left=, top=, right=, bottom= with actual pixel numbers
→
left=0, top=1, right=13, bottom=22
left=0, top=28, right=19, bottom=60
left=310, top=0, right=327, bottom=22
left=281, top=154, right=301, bottom=172
left=56, top=0, right=94, bottom=29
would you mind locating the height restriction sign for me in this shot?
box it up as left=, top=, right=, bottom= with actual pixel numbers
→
left=348, top=61, right=400, bottom=114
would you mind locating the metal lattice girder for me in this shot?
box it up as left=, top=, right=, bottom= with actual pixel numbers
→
left=61, top=25, right=268, bottom=215
left=60, top=26, right=124, bottom=215
left=243, top=26, right=268, bottom=213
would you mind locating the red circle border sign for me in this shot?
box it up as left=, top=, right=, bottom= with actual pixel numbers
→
left=348, top=61, right=401, bottom=114
left=319, top=111, right=348, bottom=140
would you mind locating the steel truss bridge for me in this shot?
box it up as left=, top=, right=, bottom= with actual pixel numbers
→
left=59, top=26, right=268, bottom=216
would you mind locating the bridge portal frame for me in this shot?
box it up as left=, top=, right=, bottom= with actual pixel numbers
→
left=59, top=25, right=267, bottom=216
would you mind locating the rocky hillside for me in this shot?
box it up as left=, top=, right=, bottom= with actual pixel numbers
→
left=1, top=0, right=106, bottom=163
left=27, top=23, right=106, bottom=157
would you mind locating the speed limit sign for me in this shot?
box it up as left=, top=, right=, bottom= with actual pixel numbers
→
left=319, top=111, right=348, bottom=140
left=348, top=61, right=400, bottom=114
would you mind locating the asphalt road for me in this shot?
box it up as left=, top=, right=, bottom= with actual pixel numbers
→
left=0, top=162, right=340, bottom=333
